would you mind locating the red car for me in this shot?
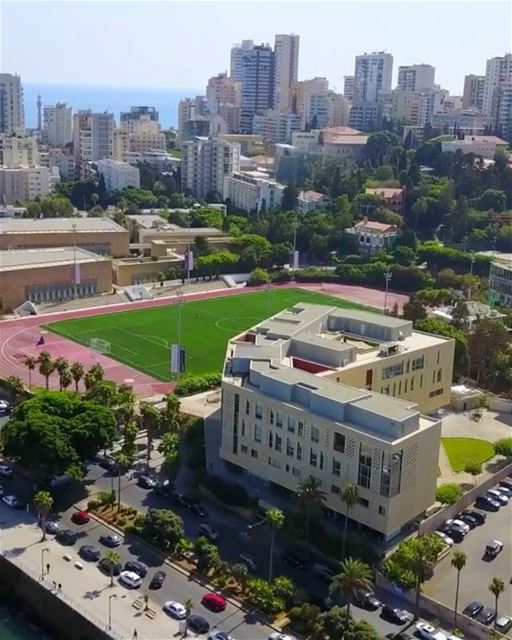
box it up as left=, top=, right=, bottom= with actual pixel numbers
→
left=201, top=593, right=227, bottom=612
left=71, top=510, right=90, bottom=524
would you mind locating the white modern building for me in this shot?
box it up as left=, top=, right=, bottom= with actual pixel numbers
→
left=223, top=171, right=285, bottom=213
left=252, top=110, right=301, bottom=145
left=0, top=73, right=24, bottom=134
left=291, top=77, right=329, bottom=121
left=274, top=34, right=300, bottom=111
left=178, top=96, right=208, bottom=141
left=353, top=51, right=393, bottom=104
left=0, top=133, right=39, bottom=167
left=43, top=103, right=73, bottom=146
left=47, top=148, right=76, bottom=181
left=73, top=111, right=115, bottom=169
left=343, top=76, right=355, bottom=102
left=489, top=261, right=512, bottom=307
left=462, top=75, right=486, bottom=111
left=397, top=64, right=435, bottom=92
left=181, top=137, right=240, bottom=200
left=0, top=165, right=57, bottom=204
left=441, top=135, right=509, bottom=159
left=482, top=53, right=512, bottom=117
left=97, top=159, right=140, bottom=192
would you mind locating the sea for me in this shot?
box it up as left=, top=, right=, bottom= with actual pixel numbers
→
left=0, top=598, right=55, bottom=640
left=23, top=83, right=202, bottom=129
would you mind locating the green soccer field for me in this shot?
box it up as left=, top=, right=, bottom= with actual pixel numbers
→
left=45, top=288, right=378, bottom=381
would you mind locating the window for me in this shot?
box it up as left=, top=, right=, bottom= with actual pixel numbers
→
left=255, top=403, right=263, bottom=420
left=420, top=374, right=423, bottom=388
left=437, top=350, right=440, bottom=364
left=358, top=444, right=372, bottom=489
left=268, top=457, right=281, bottom=469
left=287, top=416, right=296, bottom=433
left=234, top=393, right=240, bottom=429
left=245, top=400, right=250, bottom=415
left=334, top=432, right=345, bottom=453
left=297, top=442, right=303, bottom=461
left=298, top=420, right=305, bottom=438
left=310, top=449, right=318, bottom=467
left=380, top=451, right=402, bottom=497
left=286, top=438, right=294, bottom=457
left=269, top=410, right=274, bottom=425
left=241, top=445, right=248, bottom=454
left=357, top=497, right=369, bottom=508
left=331, top=485, right=340, bottom=495
left=436, top=368, right=442, bottom=383
left=251, top=449, right=258, bottom=458
left=319, top=452, right=324, bottom=470
left=382, top=363, right=403, bottom=380
left=268, top=431, right=273, bottom=448
left=411, top=377, right=414, bottom=391
left=254, top=424, right=262, bottom=443
left=429, top=388, right=444, bottom=398
left=332, top=459, right=341, bottom=476
left=412, top=356, right=424, bottom=371
left=379, top=506, right=386, bottom=516
left=241, top=419, right=246, bottom=437
left=404, top=379, right=408, bottom=393
left=275, top=434, right=282, bottom=452
left=276, top=411, right=283, bottom=428
left=292, top=467, right=301, bottom=478
left=311, top=425, right=320, bottom=443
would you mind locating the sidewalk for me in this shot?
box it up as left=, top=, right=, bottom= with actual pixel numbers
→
left=0, top=508, right=181, bottom=640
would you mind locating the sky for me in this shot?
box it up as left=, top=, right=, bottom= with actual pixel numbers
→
left=1, top=0, right=511, bottom=95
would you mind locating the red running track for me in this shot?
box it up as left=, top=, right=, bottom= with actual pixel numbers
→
left=0, top=283, right=408, bottom=398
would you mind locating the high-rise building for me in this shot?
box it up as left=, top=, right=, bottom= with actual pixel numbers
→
left=72, top=111, right=115, bottom=171
left=44, top=103, right=73, bottom=146
left=120, top=106, right=159, bottom=123
left=0, top=73, right=24, bottom=134
left=0, top=133, right=39, bottom=167
left=178, top=96, right=208, bottom=140
left=482, top=53, right=512, bottom=116
left=231, top=42, right=275, bottom=133
left=0, top=165, right=56, bottom=204
left=252, top=110, right=301, bottom=145
left=97, top=159, right=140, bottom=191
left=304, top=92, right=350, bottom=129
left=274, top=34, right=300, bottom=111
left=343, top=75, right=355, bottom=102
left=397, top=64, right=435, bottom=92
left=353, top=51, right=393, bottom=104
left=37, top=95, right=42, bottom=131
left=493, top=82, right=512, bottom=143
left=462, top=74, right=485, bottom=111
left=181, top=137, right=240, bottom=200
left=291, top=77, right=329, bottom=124
left=206, top=73, right=241, bottom=132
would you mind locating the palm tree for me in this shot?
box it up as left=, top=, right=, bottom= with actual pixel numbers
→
left=70, top=362, right=84, bottom=393
left=408, top=535, right=444, bottom=621
left=266, top=507, right=285, bottom=581
left=54, top=357, right=70, bottom=391
left=24, top=355, right=37, bottom=392
left=34, top=490, right=54, bottom=542
left=451, top=550, right=466, bottom=630
left=113, top=452, right=129, bottom=511
left=140, top=402, right=161, bottom=468
left=60, top=368, right=73, bottom=390
left=489, top=577, right=505, bottom=626
left=84, top=363, right=105, bottom=391
left=162, top=392, right=181, bottom=432
left=340, top=482, right=359, bottom=561
left=296, top=475, right=327, bottom=544
left=104, top=550, right=120, bottom=587
left=231, top=562, right=249, bottom=594
left=38, top=351, right=55, bottom=390
left=329, top=557, right=373, bottom=636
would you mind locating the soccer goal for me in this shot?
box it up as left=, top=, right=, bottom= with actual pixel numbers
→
left=89, top=337, right=111, bottom=354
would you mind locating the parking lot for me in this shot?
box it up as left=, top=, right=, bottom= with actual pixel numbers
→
left=424, top=487, right=512, bottom=632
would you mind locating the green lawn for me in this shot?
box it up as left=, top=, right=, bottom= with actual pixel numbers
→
left=441, top=437, right=495, bottom=472
left=46, top=288, right=376, bottom=381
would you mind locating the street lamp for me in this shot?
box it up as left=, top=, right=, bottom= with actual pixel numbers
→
left=176, top=292, right=184, bottom=385
left=383, top=267, right=392, bottom=315
left=266, top=284, right=273, bottom=316
left=291, top=215, right=298, bottom=281
left=108, top=594, right=118, bottom=630
left=72, top=222, right=77, bottom=299
left=41, top=547, right=49, bottom=580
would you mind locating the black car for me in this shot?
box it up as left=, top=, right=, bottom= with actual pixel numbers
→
left=187, top=615, right=210, bottom=634
left=476, top=495, right=500, bottom=511
left=462, top=601, right=484, bottom=618
left=171, top=493, right=192, bottom=508
left=56, top=529, right=78, bottom=545
left=282, top=552, right=305, bottom=569
left=461, top=509, right=486, bottom=525
left=381, top=606, right=409, bottom=624
left=476, top=607, right=496, bottom=626
left=98, top=557, right=122, bottom=576
left=499, top=480, right=512, bottom=492
left=385, top=634, right=414, bottom=640
left=458, top=514, right=478, bottom=529
left=44, top=521, right=60, bottom=535
left=79, top=545, right=101, bottom=562
left=149, top=570, right=167, bottom=589
left=98, top=456, right=117, bottom=471
left=442, top=527, right=464, bottom=543
left=190, top=503, right=208, bottom=517
left=353, top=591, right=381, bottom=610
left=137, top=475, right=157, bottom=489
left=124, top=560, right=147, bottom=578
left=99, top=533, right=121, bottom=548
left=153, top=480, right=173, bottom=498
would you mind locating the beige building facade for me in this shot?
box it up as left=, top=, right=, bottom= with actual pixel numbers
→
left=112, top=255, right=182, bottom=285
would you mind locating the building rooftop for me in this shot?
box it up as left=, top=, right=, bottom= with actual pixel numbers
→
left=125, top=215, right=175, bottom=229
left=0, top=217, right=127, bottom=234
left=324, top=135, right=369, bottom=146
left=0, top=247, right=108, bottom=272
left=349, top=219, right=399, bottom=233
left=365, top=187, right=403, bottom=199
left=299, top=190, right=326, bottom=202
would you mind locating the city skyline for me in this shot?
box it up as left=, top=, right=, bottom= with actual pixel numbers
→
left=1, top=1, right=510, bottom=96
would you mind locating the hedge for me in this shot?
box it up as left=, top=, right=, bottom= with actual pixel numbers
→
left=174, top=373, right=222, bottom=396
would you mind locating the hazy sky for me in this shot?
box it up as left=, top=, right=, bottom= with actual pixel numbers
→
left=2, top=0, right=510, bottom=95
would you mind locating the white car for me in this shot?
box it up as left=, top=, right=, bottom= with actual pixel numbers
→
left=163, top=600, right=188, bottom=619
left=118, top=571, right=142, bottom=588
left=416, top=624, right=447, bottom=640
left=208, top=631, right=233, bottom=640
left=0, top=464, right=13, bottom=478
left=434, top=531, right=454, bottom=547
left=269, top=634, right=296, bottom=640
left=0, top=400, right=10, bottom=411
left=2, top=495, right=20, bottom=508
left=487, top=489, right=509, bottom=505
left=445, top=519, right=470, bottom=534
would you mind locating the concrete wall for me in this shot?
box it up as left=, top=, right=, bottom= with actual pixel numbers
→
left=0, top=554, right=115, bottom=640
left=112, top=256, right=182, bottom=285
left=419, top=461, right=512, bottom=535
left=0, top=230, right=129, bottom=257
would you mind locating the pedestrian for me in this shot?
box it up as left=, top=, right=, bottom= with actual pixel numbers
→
left=57, top=583, right=62, bottom=593
left=133, top=629, right=138, bottom=640
left=46, top=563, right=50, bottom=575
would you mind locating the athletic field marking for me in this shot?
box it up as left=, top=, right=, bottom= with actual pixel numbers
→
left=113, top=343, right=138, bottom=357
left=214, top=317, right=262, bottom=332
left=140, top=335, right=169, bottom=348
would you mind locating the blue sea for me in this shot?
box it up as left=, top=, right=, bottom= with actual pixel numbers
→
left=23, top=83, right=201, bottom=129
left=0, top=600, right=54, bottom=640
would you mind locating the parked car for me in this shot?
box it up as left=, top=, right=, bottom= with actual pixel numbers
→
left=269, top=634, right=296, bottom=640
left=0, top=400, right=11, bottom=413
left=2, top=495, right=21, bottom=509
left=353, top=591, right=380, bottom=610
left=55, top=529, right=78, bottom=545
left=476, top=608, right=496, bottom=626
left=0, top=463, right=13, bottom=478
left=484, top=540, right=503, bottom=558
left=98, top=456, right=117, bottom=472
left=281, top=551, right=305, bottom=569
left=475, top=495, right=500, bottom=511
left=239, top=554, right=258, bottom=573
left=495, top=484, right=512, bottom=498
left=381, top=606, right=410, bottom=624
left=187, top=614, right=210, bottom=634
left=98, top=557, right=122, bottom=576
left=312, top=563, right=335, bottom=582
left=444, top=519, right=469, bottom=535
left=441, top=527, right=464, bottom=543
left=462, top=601, right=484, bottom=618
left=461, top=509, right=486, bottom=525
left=434, top=531, right=454, bottom=546
left=202, top=592, right=227, bottom=612
left=495, top=616, right=512, bottom=634
left=415, top=622, right=437, bottom=639
left=79, top=545, right=101, bottom=562
left=198, top=524, right=219, bottom=542
left=118, top=571, right=142, bottom=588
left=153, top=479, right=173, bottom=498
left=44, top=521, right=59, bottom=535
left=208, top=630, right=233, bottom=640
left=124, top=560, right=147, bottom=578
left=458, top=514, right=478, bottom=529
left=499, top=480, right=512, bottom=492
left=486, top=489, right=509, bottom=505
left=386, top=634, right=414, bottom=640
left=99, top=533, right=121, bottom=547
left=71, top=510, right=90, bottom=524
left=172, top=493, right=192, bottom=508
left=190, top=503, right=208, bottom=517
left=137, top=475, right=157, bottom=489
left=163, top=601, right=188, bottom=619
left=149, top=570, right=167, bottom=589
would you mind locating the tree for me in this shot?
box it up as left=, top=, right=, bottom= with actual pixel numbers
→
left=104, top=550, right=120, bottom=587
left=464, top=460, right=482, bottom=485
left=231, top=563, right=249, bottom=594
left=436, top=483, right=462, bottom=505
left=121, top=421, right=138, bottom=464
left=86, top=379, right=119, bottom=407
left=38, top=351, right=55, bottom=391
left=266, top=507, right=285, bottom=581
left=468, top=319, right=509, bottom=385
left=289, top=602, right=322, bottom=639
left=84, top=363, right=105, bottom=391
left=248, top=268, right=270, bottom=285
left=158, top=432, right=179, bottom=466
left=366, top=131, right=401, bottom=167
left=451, top=550, right=466, bottom=630
left=494, top=438, right=512, bottom=458
left=54, top=357, right=70, bottom=391
left=246, top=578, right=285, bottom=614
left=70, top=362, right=84, bottom=393
left=161, top=393, right=181, bottom=432
left=489, top=577, right=505, bottom=625
left=340, top=483, right=359, bottom=561
left=194, top=235, right=210, bottom=255
left=24, top=355, right=37, bottom=392
left=34, top=490, right=54, bottom=541
left=402, top=295, right=427, bottom=321
left=6, top=375, right=25, bottom=397
left=296, top=475, right=327, bottom=544
left=282, top=185, right=299, bottom=211
left=195, top=536, right=221, bottom=574
left=113, top=451, right=130, bottom=511
left=142, top=508, right=184, bottom=551
left=330, top=557, right=373, bottom=636
left=140, top=402, right=161, bottom=468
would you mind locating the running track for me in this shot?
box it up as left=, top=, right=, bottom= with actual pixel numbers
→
left=0, top=283, right=408, bottom=398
